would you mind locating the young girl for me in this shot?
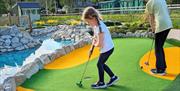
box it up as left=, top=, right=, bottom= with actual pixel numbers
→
left=82, top=7, right=119, bottom=89
left=145, top=0, right=172, bottom=75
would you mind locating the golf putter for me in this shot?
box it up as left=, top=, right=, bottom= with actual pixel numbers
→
left=145, top=37, right=155, bottom=66
left=76, top=45, right=95, bottom=88
left=141, top=33, right=155, bottom=69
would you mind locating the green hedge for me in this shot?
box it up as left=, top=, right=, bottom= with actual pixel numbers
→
left=39, top=12, right=179, bottom=29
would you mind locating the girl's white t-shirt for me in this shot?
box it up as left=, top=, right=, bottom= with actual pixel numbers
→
left=93, top=21, right=114, bottom=53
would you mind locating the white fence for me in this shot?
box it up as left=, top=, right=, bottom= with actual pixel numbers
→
left=99, top=4, right=180, bottom=14
left=41, top=4, right=180, bottom=16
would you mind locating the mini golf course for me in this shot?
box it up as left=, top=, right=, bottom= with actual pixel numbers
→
left=17, top=38, right=180, bottom=91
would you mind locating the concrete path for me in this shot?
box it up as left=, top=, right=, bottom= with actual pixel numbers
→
left=167, top=29, right=180, bottom=41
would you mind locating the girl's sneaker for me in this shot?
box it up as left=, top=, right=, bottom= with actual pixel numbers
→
left=91, top=82, right=107, bottom=89
left=107, top=76, right=119, bottom=87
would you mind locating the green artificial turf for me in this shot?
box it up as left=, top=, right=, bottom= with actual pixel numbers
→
left=166, top=39, right=180, bottom=47
left=163, top=74, right=180, bottom=91
left=22, top=38, right=176, bottom=91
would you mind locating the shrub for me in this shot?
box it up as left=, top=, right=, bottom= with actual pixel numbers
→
left=109, top=26, right=128, bottom=34
left=47, top=20, right=58, bottom=24
left=68, top=19, right=81, bottom=26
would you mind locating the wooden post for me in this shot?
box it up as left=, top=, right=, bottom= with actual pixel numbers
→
left=28, top=10, right=32, bottom=33
left=8, top=13, right=12, bottom=26
left=46, top=0, right=48, bottom=15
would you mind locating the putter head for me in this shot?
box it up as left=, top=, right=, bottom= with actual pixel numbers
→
left=76, top=81, right=83, bottom=88
left=144, top=61, right=149, bottom=66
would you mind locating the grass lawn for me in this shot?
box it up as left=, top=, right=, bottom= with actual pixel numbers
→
left=164, top=75, right=180, bottom=91
left=22, top=38, right=179, bottom=91
left=166, top=39, right=180, bottom=47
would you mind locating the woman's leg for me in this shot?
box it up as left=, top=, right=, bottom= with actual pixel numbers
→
left=155, top=29, right=170, bottom=70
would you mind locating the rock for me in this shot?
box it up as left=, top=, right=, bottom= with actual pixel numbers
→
left=31, top=26, right=57, bottom=37
left=126, top=32, right=133, bottom=37
left=140, top=32, right=146, bottom=37
left=17, top=33, right=23, bottom=38
left=118, top=33, right=125, bottom=38
left=15, top=46, right=25, bottom=51
left=24, top=45, right=29, bottom=49
left=20, top=38, right=29, bottom=44
left=55, top=48, right=66, bottom=58
left=4, top=39, right=11, bottom=46
left=7, top=49, right=14, bottom=52
left=10, top=34, right=16, bottom=37
left=0, top=49, right=7, bottom=52
left=32, top=40, right=41, bottom=45
left=69, top=45, right=75, bottom=51
left=0, top=39, right=4, bottom=42
left=34, top=58, right=44, bottom=69
left=0, top=26, right=19, bottom=36
left=63, top=46, right=71, bottom=54
left=148, top=32, right=154, bottom=37
left=0, top=46, right=3, bottom=48
left=111, top=32, right=118, bottom=38
left=11, top=37, right=19, bottom=43
left=11, top=43, right=22, bottom=48
left=0, top=24, right=42, bottom=52
left=47, top=52, right=57, bottom=62
left=73, top=42, right=79, bottom=49
left=78, top=40, right=85, bottom=48
left=71, top=34, right=76, bottom=38
left=23, top=32, right=33, bottom=40
left=39, top=54, right=51, bottom=65
left=27, top=43, right=35, bottom=48
left=0, top=84, right=3, bottom=91
left=1, top=35, right=12, bottom=39
left=10, top=25, right=20, bottom=34
left=145, top=34, right=148, bottom=38
left=18, top=62, right=39, bottom=79
left=14, top=73, right=26, bottom=86
left=0, top=42, right=3, bottom=46
left=3, top=77, right=16, bottom=91
left=131, top=33, right=136, bottom=37
left=135, top=33, right=141, bottom=37
left=4, top=46, right=11, bottom=49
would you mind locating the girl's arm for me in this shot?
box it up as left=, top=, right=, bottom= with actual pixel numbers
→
left=149, top=14, right=156, bottom=32
left=93, top=33, right=104, bottom=48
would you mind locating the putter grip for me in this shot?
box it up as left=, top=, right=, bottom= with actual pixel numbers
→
left=90, top=45, right=95, bottom=53
left=89, top=45, right=95, bottom=58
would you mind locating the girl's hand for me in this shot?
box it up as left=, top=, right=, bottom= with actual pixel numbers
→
left=92, top=36, right=97, bottom=45
left=92, top=39, right=97, bottom=45
left=152, top=26, right=155, bottom=33
left=151, top=22, right=156, bottom=33
left=94, top=33, right=104, bottom=48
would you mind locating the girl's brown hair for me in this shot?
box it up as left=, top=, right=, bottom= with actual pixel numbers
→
left=82, top=7, right=103, bottom=33
left=82, top=7, right=102, bottom=21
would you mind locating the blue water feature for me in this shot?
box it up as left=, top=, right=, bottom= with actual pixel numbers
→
left=0, top=39, right=73, bottom=68
left=0, top=47, right=37, bottom=67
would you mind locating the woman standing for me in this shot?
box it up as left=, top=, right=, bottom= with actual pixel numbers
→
left=145, top=0, right=173, bottom=75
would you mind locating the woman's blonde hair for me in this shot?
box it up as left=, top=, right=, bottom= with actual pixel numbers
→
left=82, top=7, right=103, bottom=21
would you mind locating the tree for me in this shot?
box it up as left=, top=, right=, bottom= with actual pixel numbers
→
left=0, top=0, right=7, bottom=14
left=166, top=0, right=180, bottom=4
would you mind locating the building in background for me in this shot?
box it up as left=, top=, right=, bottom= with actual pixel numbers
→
left=11, top=2, right=41, bottom=28
left=12, top=2, right=41, bottom=22
left=98, top=0, right=145, bottom=9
